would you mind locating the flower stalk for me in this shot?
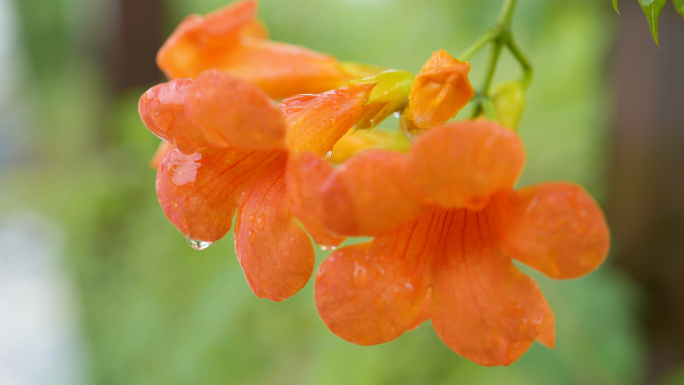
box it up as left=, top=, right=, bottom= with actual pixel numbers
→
left=458, top=0, right=532, bottom=118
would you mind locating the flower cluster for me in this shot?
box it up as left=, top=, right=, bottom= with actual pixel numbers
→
left=139, top=0, right=610, bottom=366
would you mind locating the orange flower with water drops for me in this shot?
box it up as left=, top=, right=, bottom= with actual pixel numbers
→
left=139, top=69, right=375, bottom=301
left=157, top=0, right=355, bottom=99
left=287, top=119, right=610, bottom=366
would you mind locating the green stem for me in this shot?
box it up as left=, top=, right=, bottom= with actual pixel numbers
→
left=506, top=35, right=533, bottom=87
left=458, top=29, right=498, bottom=62
left=497, top=0, right=518, bottom=28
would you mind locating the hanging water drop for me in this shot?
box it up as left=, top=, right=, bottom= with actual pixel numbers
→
left=319, top=244, right=337, bottom=251
left=324, top=151, right=333, bottom=161
left=186, top=237, right=212, bottom=250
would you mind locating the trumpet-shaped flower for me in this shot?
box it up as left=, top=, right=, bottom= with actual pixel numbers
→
left=139, top=69, right=374, bottom=301
left=157, top=0, right=354, bottom=98
left=288, top=120, right=610, bottom=366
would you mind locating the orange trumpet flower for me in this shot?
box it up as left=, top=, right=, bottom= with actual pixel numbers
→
left=288, top=120, right=610, bottom=366
left=157, top=0, right=354, bottom=99
left=139, top=69, right=373, bottom=301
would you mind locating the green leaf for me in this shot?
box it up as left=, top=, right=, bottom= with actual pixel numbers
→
left=674, top=0, right=684, bottom=19
left=613, top=0, right=620, bottom=14
left=639, top=0, right=667, bottom=45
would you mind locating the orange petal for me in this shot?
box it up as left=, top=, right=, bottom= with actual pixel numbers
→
left=184, top=70, right=286, bottom=151
left=281, top=84, right=373, bottom=156
left=431, top=208, right=552, bottom=366
left=150, top=141, right=176, bottom=169
left=223, top=38, right=350, bottom=99
left=407, top=289, right=432, bottom=330
left=536, top=299, right=556, bottom=349
left=406, top=120, right=525, bottom=209
left=158, top=3, right=350, bottom=99
left=285, top=152, right=345, bottom=249
left=234, top=163, right=316, bottom=301
left=139, top=78, right=201, bottom=155
left=320, top=150, right=430, bottom=236
left=401, top=50, right=474, bottom=133
left=314, top=212, right=441, bottom=345
left=156, top=146, right=283, bottom=242
left=497, top=183, right=610, bottom=279
left=157, top=0, right=263, bottom=79
left=139, top=71, right=285, bottom=154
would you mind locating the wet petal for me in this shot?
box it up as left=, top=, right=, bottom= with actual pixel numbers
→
left=285, top=152, right=345, bottom=249
left=139, top=78, right=201, bottom=155
left=431, top=209, right=552, bottom=366
left=235, top=163, right=316, bottom=301
left=497, top=183, right=610, bottom=279
left=401, top=50, right=474, bottom=133
left=185, top=70, right=286, bottom=151
left=156, top=146, right=282, bottom=242
left=406, top=120, right=525, bottom=209
left=282, top=84, right=373, bottom=156
left=139, top=71, right=285, bottom=154
left=315, top=212, right=441, bottom=345
left=150, top=141, right=176, bottom=169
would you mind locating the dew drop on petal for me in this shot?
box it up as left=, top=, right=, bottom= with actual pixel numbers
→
left=185, top=237, right=212, bottom=250
left=248, top=214, right=255, bottom=222
left=318, top=243, right=336, bottom=251
left=324, top=151, right=333, bottom=161
left=332, top=100, right=340, bottom=111
left=248, top=229, right=255, bottom=244
left=256, top=213, right=265, bottom=229
left=352, top=261, right=368, bottom=284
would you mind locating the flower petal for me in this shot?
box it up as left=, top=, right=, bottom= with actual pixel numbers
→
left=222, top=38, right=350, bottom=99
left=157, top=0, right=264, bottom=79
left=497, top=183, right=610, bottom=279
left=158, top=3, right=351, bottom=100
left=150, top=141, right=176, bottom=169
left=281, top=84, right=373, bottom=156
left=285, top=152, right=345, bottom=249
left=406, top=120, right=525, bottom=209
left=184, top=70, right=286, bottom=151
left=401, top=50, right=474, bottom=133
left=321, top=150, right=430, bottom=236
left=234, top=163, right=316, bottom=302
left=139, top=71, right=286, bottom=154
left=314, top=212, right=440, bottom=345
left=431, top=209, right=552, bottom=366
left=156, top=146, right=283, bottom=242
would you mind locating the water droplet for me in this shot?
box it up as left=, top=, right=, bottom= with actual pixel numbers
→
left=404, top=282, right=414, bottom=291
left=324, top=151, right=333, bottom=161
left=185, top=237, right=212, bottom=250
left=257, top=213, right=265, bottom=229
left=393, top=111, right=401, bottom=118
left=248, top=229, right=255, bottom=243
left=248, top=214, right=255, bottom=222
left=154, top=111, right=160, bottom=117
left=353, top=261, right=368, bottom=284
left=319, top=244, right=336, bottom=251
left=332, top=100, right=340, bottom=111
left=329, top=117, right=337, bottom=125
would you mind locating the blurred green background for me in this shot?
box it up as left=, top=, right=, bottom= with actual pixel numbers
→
left=2, top=0, right=683, bottom=384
